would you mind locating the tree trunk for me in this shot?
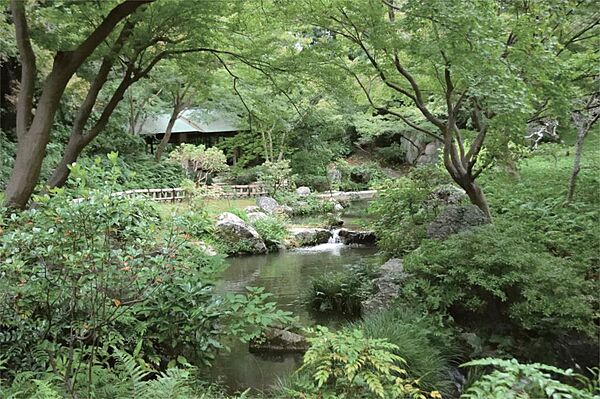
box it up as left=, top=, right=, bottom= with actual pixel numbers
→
left=566, top=98, right=599, bottom=204
left=5, top=68, right=73, bottom=208
left=46, top=135, right=85, bottom=188
left=462, top=179, right=492, bottom=220
left=4, top=0, right=151, bottom=209
left=155, top=104, right=183, bottom=162
left=565, top=129, right=585, bottom=204
left=442, top=126, right=493, bottom=221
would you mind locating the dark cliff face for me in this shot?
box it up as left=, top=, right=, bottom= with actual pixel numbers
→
left=1, top=56, right=19, bottom=134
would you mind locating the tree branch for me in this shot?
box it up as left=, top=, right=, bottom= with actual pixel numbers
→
left=10, top=0, right=36, bottom=139
left=65, top=0, right=153, bottom=69
left=71, top=20, right=136, bottom=138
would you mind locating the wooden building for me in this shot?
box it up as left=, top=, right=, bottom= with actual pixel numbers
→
left=137, top=108, right=242, bottom=153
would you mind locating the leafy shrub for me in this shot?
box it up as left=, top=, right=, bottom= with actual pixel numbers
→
left=0, top=352, right=257, bottom=399
left=0, top=130, right=16, bottom=190
left=169, top=144, right=228, bottom=184
left=461, top=358, right=599, bottom=399
left=172, top=197, right=214, bottom=240
left=369, top=165, right=451, bottom=256
left=0, top=156, right=293, bottom=396
left=306, top=262, right=379, bottom=316
left=285, top=326, right=426, bottom=399
left=251, top=215, right=288, bottom=251
left=290, top=147, right=335, bottom=191
left=335, top=160, right=386, bottom=191
left=226, top=166, right=260, bottom=185
left=257, top=159, right=293, bottom=195
left=402, top=224, right=596, bottom=340
left=354, top=308, right=456, bottom=393
left=222, top=287, right=296, bottom=343
left=293, top=174, right=331, bottom=192
left=482, top=142, right=599, bottom=275
left=275, top=192, right=335, bottom=216
left=69, top=153, right=185, bottom=190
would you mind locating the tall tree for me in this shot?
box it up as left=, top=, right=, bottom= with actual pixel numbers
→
left=566, top=95, right=599, bottom=204
left=284, top=0, right=597, bottom=220
left=6, top=0, right=151, bottom=209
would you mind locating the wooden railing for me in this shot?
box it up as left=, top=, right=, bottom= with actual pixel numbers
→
left=102, top=184, right=268, bottom=202
left=74, top=186, right=376, bottom=203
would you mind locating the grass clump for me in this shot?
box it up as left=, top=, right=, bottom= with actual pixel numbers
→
left=352, top=308, right=457, bottom=394
left=250, top=215, right=289, bottom=251
left=306, top=262, right=379, bottom=316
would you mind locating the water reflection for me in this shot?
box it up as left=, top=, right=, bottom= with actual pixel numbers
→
left=209, top=245, right=378, bottom=392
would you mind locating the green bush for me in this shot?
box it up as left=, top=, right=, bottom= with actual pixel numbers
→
left=275, top=192, right=335, bottom=216
left=281, top=326, right=426, bottom=399
left=354, top=308, right=456, bottom=393
left=251, top=215, right=289, bottom=251
left=306, top=262, right=379, bottom=316
left=68, top=154, right=186, bottom=190
left=402, top=224, right=596, bottom=340
left=0, top=156, right=293, bottom=397
left=335, top=160, right=386, bottom=191
left=226, top=166, right=260, bottom=185
left=257, top=160, right=294, bottom=195
left=369, top=165, right=451, bottom=257
left=172, top=198, right=214, bottom=240
left=294, top=174, right=331, bottom=192
left=461, top=358, right=598, bottom=399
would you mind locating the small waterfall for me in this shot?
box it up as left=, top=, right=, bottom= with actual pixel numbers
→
left=328, top=228, right=342, bottom=244
left=295, top=228, right=344, bottom=254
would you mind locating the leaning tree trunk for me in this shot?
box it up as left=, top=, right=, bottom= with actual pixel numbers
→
left=5, top=69, right=75, bottom=207
left=155, top=105, right=183, bottom=163
left=46, top=135, right=86, bottom=188
left=5, top=0, right=151, bottom=209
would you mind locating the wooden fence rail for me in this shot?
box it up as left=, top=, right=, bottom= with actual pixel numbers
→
left=73, top=186, right=376, bottom=203
left=104, top=184, right=268, bottom=202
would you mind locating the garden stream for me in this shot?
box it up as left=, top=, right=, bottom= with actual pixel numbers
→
left=208, top=202, right=379, bottom=391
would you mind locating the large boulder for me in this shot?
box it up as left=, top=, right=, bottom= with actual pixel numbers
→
left=289, top=227, right=332, bottom=246
left=296, top=186, right=311, bottom=196
left=427, top=205, right=489, bottom=240
left=249, top=328, right=309, bottom=353
left=247, top=211, right=268, bottom=223
left=400, top=132, right=440, bottom=165
left=338, top=229, right=377, bottom=246
left=244, top=205, right=261, bottom=213
left=416, top=142, right=441, bottom=165
left=256, top=196, right=280, bottom=214
left=275, top=204, right=293, bottom=217
left=215, top=212, right=267, bottom=254
left=425, top=184, right=467, bottom=209
left=361, top=258, right=405, bottom=314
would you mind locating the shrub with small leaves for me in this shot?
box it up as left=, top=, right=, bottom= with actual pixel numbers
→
left=461, top=358, right=599, bottom=399
left=290, top=326, right=427, bottom=399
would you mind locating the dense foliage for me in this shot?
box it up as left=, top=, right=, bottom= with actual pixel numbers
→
left=0, top=160, right=292, bottom=397
left=369, top=165, right=452, bottom=256
left=288, top=326, right=426, bottom=399
left=306, top=262, right=378, bottom=315
left=1, top=0, right=598, bottom=397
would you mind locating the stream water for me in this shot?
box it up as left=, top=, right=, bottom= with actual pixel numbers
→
left=209, top=242, right=379, bottom=391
